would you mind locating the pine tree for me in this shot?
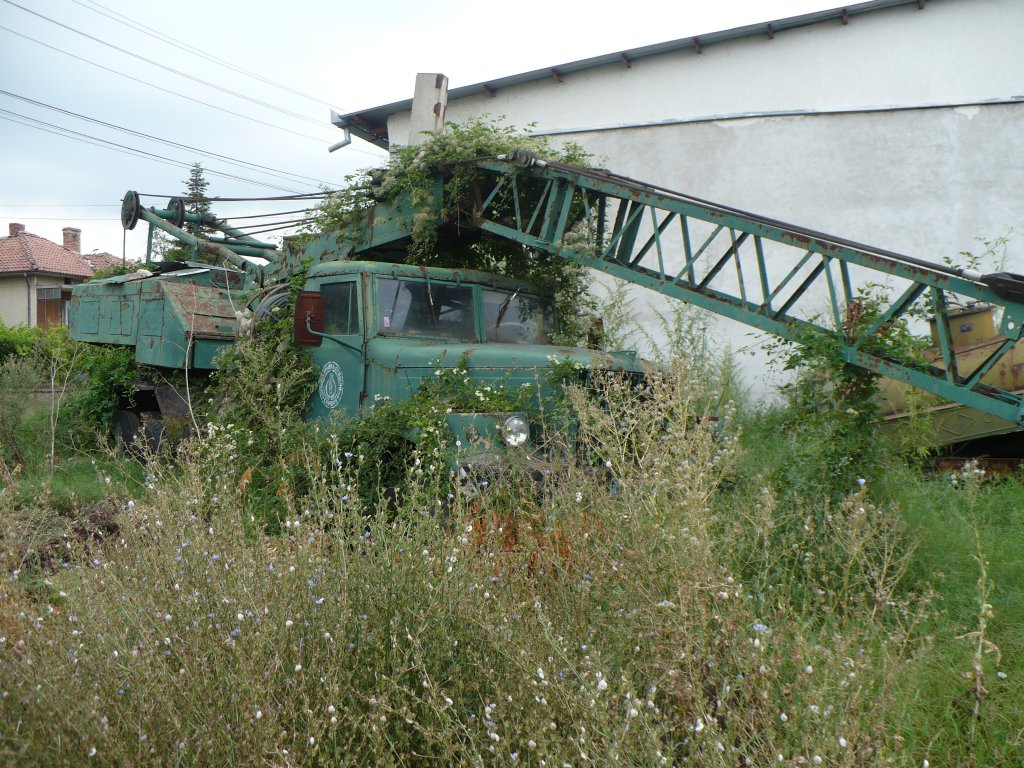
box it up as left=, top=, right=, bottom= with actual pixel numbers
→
left=153, top=162, right=214, bottom=264
left=184, top=162, right=212, bottom=219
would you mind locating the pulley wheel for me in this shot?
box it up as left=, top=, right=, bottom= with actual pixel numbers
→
left=121, top=190, right=141, bottom=230
left=167, top=197, right=186, bottom=228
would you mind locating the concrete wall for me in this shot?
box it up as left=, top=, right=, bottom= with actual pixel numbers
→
left=383, top=0, right=1024, bottom=395
left=0, top=276, right=31, bottom=326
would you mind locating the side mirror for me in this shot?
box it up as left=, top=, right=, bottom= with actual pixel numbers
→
left=294, top=291, right=324, bottom=347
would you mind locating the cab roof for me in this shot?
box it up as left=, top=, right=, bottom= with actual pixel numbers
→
left=308, top=259, right=549, bottom=294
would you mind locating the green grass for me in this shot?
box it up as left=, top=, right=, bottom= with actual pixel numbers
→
left=4, top=405, right=144, bottom=509
left=887, top=470, right=1024, bottom=765
left=725, top=408, right=1024, bottom=766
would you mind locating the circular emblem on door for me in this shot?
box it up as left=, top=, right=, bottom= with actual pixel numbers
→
left=318, top=361, right=345, bottom=409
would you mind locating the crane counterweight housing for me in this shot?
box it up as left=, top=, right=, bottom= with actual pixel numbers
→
left=70, top=157, right=1024, bottom=457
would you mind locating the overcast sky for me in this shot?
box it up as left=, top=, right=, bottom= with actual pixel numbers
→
left=1, top=0, right=845, bottom=260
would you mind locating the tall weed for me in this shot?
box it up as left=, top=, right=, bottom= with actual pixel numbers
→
left=0, top=359, right=925, bottom=766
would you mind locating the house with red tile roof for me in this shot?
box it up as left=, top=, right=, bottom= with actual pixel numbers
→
left=0, top=223, right=120, bottom=329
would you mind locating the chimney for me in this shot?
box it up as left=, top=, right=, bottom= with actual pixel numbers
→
left=407, top=73, right=448, bottom=147
left=9, top=222, right=25, bottom=237
left=63, top=227, right=81, bottom=253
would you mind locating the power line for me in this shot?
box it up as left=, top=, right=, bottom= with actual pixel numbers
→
left=0, top=112, right=187, bottom=172
left=0, top=23, right=326, bottom=145
left=220, top=208, right=313, bottom=220
left=0, top=23, right=382, bottom=157
left=136, top=192, right=336, bottom=201
left=70, top=0, right=341, bottom=111
left=0, top=88, right=337, bottom=188
left=0, top=110, right=307, bottom=193
left=2, top=0, right=331, bottom=130
left=1, top=216, right=118, bottom=220
left=0, top=203, right=118, bottom=207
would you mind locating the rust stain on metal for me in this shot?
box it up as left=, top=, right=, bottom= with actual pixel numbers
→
left=162, top=282, right=238, bottom=340
left=364, top=207, right=377, bottom=245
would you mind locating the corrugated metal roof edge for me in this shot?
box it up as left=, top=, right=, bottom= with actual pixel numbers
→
left=336, top=0, right=922, bottom=148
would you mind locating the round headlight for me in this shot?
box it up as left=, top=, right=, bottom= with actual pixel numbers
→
left=502, top=416, right=529, bottom=447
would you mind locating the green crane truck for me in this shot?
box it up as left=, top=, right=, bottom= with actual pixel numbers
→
left=69, top=152, right=1024, bottom=461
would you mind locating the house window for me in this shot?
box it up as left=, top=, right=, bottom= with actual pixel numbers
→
left=35, top=287, right=75, bottom=329
left=37, top=287, right=61, bottom=330
left=61, top=288, right=73, bottom=324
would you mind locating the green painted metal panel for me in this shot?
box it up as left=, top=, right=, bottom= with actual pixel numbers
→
left=193, top=339, right=229, bottom=369
left=306, top=276, right=366, bottom=422
left=76, top=299, right=99, bottom=335
left=69, top=281, right=140, bottom=343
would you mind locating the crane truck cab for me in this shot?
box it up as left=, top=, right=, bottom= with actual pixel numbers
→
left=293, top=260, right=643, bottom=462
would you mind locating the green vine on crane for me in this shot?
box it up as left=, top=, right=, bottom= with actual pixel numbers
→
left=304, top=118, right=597, bottom=345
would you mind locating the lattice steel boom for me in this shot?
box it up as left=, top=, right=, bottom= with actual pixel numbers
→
left=469, top=154, right=1024, bottom=425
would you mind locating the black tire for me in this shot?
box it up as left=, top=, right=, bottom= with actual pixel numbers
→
left=114, top=410, right=164, bottom=459
left=113, top=409, right=141, bottom=459
left=142, top=418, right=165, bottom=455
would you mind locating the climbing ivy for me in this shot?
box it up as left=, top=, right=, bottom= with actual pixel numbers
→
left=305, top=118, right=596, bottom=345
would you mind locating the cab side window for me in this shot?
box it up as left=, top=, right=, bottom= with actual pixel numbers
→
left=322, top=281, right=360, bottom=335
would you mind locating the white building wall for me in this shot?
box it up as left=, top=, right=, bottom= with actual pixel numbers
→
left=382, top=0, right=1024, bottom=395
left=0, top=276, right=31, bottom=326
left=389, top=0, right=1024, bottom=142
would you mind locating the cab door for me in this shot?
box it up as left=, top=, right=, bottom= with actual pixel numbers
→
left=308, top=278, right=365, bottom=421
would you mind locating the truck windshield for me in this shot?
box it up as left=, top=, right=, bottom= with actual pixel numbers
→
left=378, top=278, right=476, bottom=340
left=482, top=289, right=554, bottom=344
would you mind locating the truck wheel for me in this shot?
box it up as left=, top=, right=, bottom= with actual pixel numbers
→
left=142, top=418, right=165, bottom=455
left=113, top=410, right=141, bottom=458
left=114, top=410, right=165, bottom=458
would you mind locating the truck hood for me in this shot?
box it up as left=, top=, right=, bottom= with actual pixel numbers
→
left=368, top=339, right=646, bottom=402
left=370, top=340, right=645, bottom=376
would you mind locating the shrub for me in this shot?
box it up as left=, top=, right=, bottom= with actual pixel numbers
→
left=0, top=322, right=40, bottom=361
left=203, top=328, right=319, bottom=530
left=0, top=355, right=41, bottom=468
left=333, top=359, right=531, bottom=509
